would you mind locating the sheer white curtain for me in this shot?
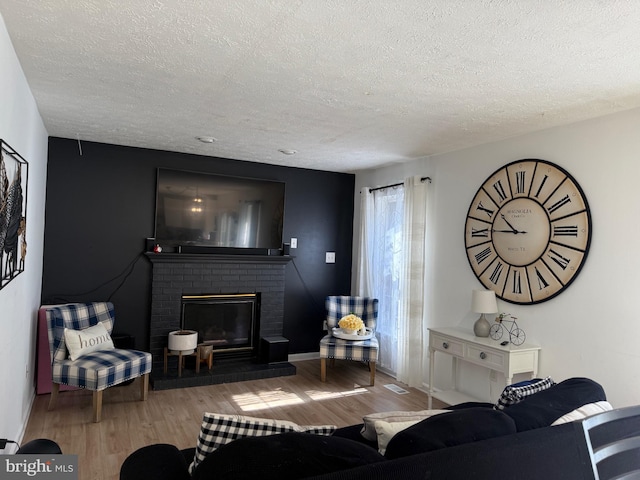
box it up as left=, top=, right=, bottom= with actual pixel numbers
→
left=357, top=184, right=404, bottom=374
left=356, top=188, right=375, bottom=297
left=396, top=176, right=430, bottom=387
left=356, top=177, right=431, bottom=383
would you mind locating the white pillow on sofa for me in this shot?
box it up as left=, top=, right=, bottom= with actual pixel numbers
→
left=63, top=322, right=115, bottom=360
left=551, top=401, right=613, bottom=425
left=360, top=409, right=450, bottom=442
left=374, top=419, right=423, bottom=455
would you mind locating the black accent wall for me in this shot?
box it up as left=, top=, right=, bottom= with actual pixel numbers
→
left=42, top=138, right=354, bottom=354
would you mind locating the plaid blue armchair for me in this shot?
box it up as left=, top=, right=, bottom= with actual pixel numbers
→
left=46, top=302, right=152, bottom=422
left=319, top=296, right=379, bottom=386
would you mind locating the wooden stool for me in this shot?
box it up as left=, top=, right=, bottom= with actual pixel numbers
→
left=196, top=344, right=213, bottom=372
left=163, top=345, right=213, bottom=376
left=163, top=347, right=196, bottom=377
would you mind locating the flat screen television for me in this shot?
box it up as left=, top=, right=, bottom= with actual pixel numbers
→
left=154, top=168, right=285, bottom=253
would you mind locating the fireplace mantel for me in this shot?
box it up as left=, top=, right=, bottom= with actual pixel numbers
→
left=145, top=252, right=293, bottom=264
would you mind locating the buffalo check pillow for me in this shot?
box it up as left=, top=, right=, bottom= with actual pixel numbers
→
left=190, top=413, right=337, bottom=474
left=494, top=376, right=556, bottom=410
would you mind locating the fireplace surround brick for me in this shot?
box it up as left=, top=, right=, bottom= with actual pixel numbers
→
left=147, top=253, right=291, bottom=368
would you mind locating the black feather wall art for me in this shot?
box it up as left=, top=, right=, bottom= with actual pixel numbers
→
left=0, top=140, right=29, bottom=291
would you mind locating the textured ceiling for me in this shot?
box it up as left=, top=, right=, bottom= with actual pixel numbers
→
left=2, top=1, right=640, bottom=173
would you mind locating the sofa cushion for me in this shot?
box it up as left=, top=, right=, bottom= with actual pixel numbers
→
left=192, top=432, right=385, bottom=480
left=191, top=413, right=336, bottom=473
left=333, top=424, right=379, bottom=449
left=503, top=377, right=606, bottom=431
left=384, top=407, right=517, bottom=459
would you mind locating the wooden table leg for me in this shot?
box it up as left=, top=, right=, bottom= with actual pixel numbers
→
left=369, top=361, right=376, bottom=386
left=195, top=346, right=201, bottom=374
left=163, top=347, right=168, bottom=374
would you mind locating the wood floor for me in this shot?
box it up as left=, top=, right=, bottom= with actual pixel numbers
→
left=23, top=359, right=444, bottom=480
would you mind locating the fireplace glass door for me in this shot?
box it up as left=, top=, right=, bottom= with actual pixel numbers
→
left=181, top=293, right=259, bottom=355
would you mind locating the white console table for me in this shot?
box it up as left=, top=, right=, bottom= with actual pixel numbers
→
left=427, top=327, right=541, bottom=408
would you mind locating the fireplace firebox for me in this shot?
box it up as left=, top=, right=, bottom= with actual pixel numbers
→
left=181, top=293, right=260, bottom=357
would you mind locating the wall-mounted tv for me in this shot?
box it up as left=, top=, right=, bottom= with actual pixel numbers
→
left=154, top=168, right=285, bottom=253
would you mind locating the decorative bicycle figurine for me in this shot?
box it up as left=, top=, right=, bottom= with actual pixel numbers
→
left=489, top=313, right=526, bottom=346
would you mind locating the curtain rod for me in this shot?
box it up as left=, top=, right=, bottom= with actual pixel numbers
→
left=369, top=176, right=431, bottom=193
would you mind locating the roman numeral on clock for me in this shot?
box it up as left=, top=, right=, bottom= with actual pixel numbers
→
left=548, top=194, right=571, bottom=214
left=474, top=247, right=492, bottom=265
left=515, top=171, right=526, bottom=194
left=489, top=262, right=503, bottom=285
left=512, top=270, right=522, bottom=294
left=476, top=201, right=494, bottom=218
left=534, top=267, right=550, bottom=290
left=548, top=249, right=571, bottom=270
left=493, top=180, right=507, bottom=202
left=535, top=174, right=548, bottom=198
left=553, top=225, right=578, bottom=237
left=471, top=227, right=489, bottom=237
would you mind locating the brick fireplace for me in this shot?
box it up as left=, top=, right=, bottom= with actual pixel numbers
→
left=146, top=252, right=295, bottom=389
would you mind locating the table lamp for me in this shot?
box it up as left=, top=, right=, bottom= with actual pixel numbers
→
left=471, top=289, right=498, bottom=337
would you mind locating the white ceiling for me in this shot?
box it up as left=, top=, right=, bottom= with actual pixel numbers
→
left=2, top=1, right=640, bottom=173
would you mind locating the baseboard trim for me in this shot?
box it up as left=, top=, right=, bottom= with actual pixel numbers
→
left=289, top=352, right=320, bottom=362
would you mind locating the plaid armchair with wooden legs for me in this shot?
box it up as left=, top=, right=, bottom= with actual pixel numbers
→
left=319, top=296, right=379, bottom=386
left=46, top=302, right=152, bottom=422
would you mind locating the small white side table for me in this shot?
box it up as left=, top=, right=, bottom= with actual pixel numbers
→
left=427, top=327, right=541, bottom=408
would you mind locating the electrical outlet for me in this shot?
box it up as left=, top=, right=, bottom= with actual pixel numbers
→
left=290, top=238, right=297, bottom=248
left=326, top=252, right=335, bottom=263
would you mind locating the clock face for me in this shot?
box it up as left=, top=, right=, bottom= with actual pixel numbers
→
left=465, top=159, right=591, bottom=305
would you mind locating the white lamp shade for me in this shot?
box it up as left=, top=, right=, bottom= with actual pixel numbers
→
left=471, top=289, right=498, bottom=314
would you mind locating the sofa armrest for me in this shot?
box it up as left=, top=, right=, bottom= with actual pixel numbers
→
left=120, top=444, right=190, bottom=480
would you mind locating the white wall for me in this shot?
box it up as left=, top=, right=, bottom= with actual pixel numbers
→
left=355, top=107, right=640, bottom=408
left=0, top=13, right=48, bottom=449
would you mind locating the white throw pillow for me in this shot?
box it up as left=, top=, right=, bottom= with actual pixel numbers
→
left=374, top=419, right=423, bottom=455
left=360, top=409, right=450, bottom=442
left=190, top=413, right=337, bottom=474
left=64, top=322, right=115, bottom=360
left=551, top=401, right=613, bottom=425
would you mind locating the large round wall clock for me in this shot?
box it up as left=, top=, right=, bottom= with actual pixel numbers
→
left=464, top=159, right=592, bottom=305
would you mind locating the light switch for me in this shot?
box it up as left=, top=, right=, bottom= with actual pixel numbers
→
left=326, top=252, right=335, bottom=263
left=290, top=238, right=297, bottom=248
